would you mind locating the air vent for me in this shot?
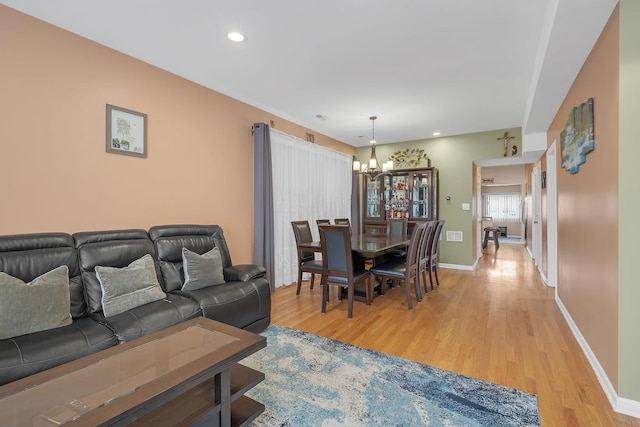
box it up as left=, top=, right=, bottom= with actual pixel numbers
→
left=446, top=231, right=463, bottom=242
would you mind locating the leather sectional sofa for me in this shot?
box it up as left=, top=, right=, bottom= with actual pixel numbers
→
left=0, top=224, right=271, bottom=386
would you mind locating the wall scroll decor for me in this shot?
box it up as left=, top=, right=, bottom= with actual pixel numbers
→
left=389, top=148, right=428, bottom=168
left=106, top=104, right=147, bottom=158
left=561, top=98, right=594, bottom=174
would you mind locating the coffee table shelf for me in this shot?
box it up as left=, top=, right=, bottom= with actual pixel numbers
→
left=0, top=318, right=266, bottom=427
left=132, top=363, right=265, bottom=427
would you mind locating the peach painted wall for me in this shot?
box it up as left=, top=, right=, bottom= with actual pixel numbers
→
left=547, top=6, right=619, bottom=388
left=0, top=6, right=353, bottom=264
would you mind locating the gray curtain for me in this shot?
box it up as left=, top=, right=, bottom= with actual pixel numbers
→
left=253, top=123, right=275, bottom=291
left=351, top=171, right=361, bottom=235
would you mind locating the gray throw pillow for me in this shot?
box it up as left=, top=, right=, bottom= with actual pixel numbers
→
left=95, top=254, right=166, bottom=317
left=182, top=247, right=225, bottom=291
left=0, top=265, right=72, bottom=340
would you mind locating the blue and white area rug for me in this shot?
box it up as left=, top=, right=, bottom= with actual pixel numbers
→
left=243, top=325, right=540, bottom=426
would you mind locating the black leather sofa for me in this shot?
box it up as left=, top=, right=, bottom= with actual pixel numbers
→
left=0, top=224, right=270, bottom=386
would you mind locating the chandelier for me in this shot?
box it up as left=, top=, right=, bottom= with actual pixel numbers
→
left=353, top=116, right=393, bottom=181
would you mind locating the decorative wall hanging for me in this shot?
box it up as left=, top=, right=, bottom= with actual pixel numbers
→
left=497, top=132, right=515, bottom=157
left=106, top=104, right=147, bottom=158
left=389, top=148, right=429, bottom=168
left=561, top=98, right=594, bottom=174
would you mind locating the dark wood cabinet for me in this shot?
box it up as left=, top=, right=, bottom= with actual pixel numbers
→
left=362, top=167, right=438, bottom=233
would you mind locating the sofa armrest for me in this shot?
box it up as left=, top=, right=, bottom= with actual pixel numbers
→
left=224, top=264, right=266, bottom=282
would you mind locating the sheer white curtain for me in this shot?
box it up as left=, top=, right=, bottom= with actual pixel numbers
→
left=483, top=193, right=521, bottom=223
left=270, top=129, right=352, bottom=288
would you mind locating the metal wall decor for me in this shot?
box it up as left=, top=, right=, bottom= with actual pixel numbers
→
left=389, top=148, right=428, bottom=168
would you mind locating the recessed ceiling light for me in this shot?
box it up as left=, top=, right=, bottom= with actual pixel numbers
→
left=433, top=132, right=441, bottom=136
left=227, top=32, right=245, bottom=42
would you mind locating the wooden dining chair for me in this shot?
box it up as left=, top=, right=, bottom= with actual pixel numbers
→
left=291, top=220, right=324, bottom=295
left=319, top=224, right=372, bottom=318
left=334, top=218, right=350, bottom=227
left=387, top=217, right=409, bottom=258
left=417, top=221, right=436, bottom=293
left=387, top=217, right=408, bottom=237
left=427, top=220, right=446, bottom=288
left=369, top=222, right=427, bottom=309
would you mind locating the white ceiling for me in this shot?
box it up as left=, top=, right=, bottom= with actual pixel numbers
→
left=1, top=0, right=617, bottom=147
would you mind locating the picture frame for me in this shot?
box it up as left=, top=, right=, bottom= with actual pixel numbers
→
left=560, top=98, right=594, bottom=174
left=106, top=104, right=147, bottom=158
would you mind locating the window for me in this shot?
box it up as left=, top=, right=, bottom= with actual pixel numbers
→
left=483, top=193, right=521, bottom=223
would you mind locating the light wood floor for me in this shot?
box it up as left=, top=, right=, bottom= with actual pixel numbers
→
left=270, top=243, right=640, bottom=427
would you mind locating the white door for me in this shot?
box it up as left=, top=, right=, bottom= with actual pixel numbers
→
left=546, top=142, right=558, bottom=287
left=531, top=164, right=542, bottom=269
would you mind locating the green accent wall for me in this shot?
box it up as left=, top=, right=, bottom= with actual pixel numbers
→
left=356, top=127, right=522, bottom=267
left=618, top=0, right=640, bottom=402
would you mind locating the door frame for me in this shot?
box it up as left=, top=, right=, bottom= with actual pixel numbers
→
left=531, top=163, right=542, bottom=269
left=546, top=141, right=558, bottom=287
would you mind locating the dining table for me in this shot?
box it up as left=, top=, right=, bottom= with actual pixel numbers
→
left=298, top=232, right=410, bottom=301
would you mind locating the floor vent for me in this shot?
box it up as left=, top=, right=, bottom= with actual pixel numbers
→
left=446, top=231, right=463, bottom=242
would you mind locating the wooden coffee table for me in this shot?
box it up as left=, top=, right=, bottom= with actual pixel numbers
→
left=0, top=317, right=266, bottom=427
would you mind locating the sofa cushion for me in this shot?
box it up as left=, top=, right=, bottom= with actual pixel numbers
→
left=0, top=317, right=117, bottom=386
left=95, top=254, right=167, bottom=317
left=182, top=247, right=225, bottom=291
left=0, top=266, right=72, bottom=340
left=173, top=278, right=271, bottom=330
left=74, top=229, right=166, bottom=314
left=150, top=225, right=221, bottom=292
left=0, top=233, right=87, bottom=318
left=90, top=293, right=201, bottom=343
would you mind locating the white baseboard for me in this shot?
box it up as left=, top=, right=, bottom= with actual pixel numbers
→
left=617, top=397, right=640, bottom=419
left=438, top=262, right=474, bottom=271
left=555, top=295, right=640, bottom=419
left=526, top=246, right=534, bottom=259
left=539, top=272, right=556, bottom=288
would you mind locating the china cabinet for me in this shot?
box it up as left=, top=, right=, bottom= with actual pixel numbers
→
left=362, top=167, right=438, bottom=233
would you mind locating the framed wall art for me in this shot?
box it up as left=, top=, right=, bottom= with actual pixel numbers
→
left=560, top=98, right=594, bottom=174
left=106, top=104, right=147, bottom=158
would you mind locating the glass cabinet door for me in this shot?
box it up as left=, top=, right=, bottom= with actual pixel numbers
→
left=411, top=172, right=431, bottom=219
left=366, top=178, right=381, bottom=218
left=383, top=174, right=409, bottom=218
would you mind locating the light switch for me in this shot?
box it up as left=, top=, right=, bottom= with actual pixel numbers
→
left=462, top=203, right=470, bottom=211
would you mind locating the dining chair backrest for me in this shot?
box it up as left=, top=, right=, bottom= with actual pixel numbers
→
left=407, top=222, right=427, bottom=267
left=387, top=217, right=408, bottom=237
left=291, top=220, right=315, bottom=262
left=419, top=221, right=436, bottom=262
left=316, top=219, right=331, bottom=226
left=319, top=225, right=353, bottom=283
left=334, top=218, right=350, bottom=226
left=430, top=220, right=445, bottom=262
left=417, top=221, right=436, bottom=292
